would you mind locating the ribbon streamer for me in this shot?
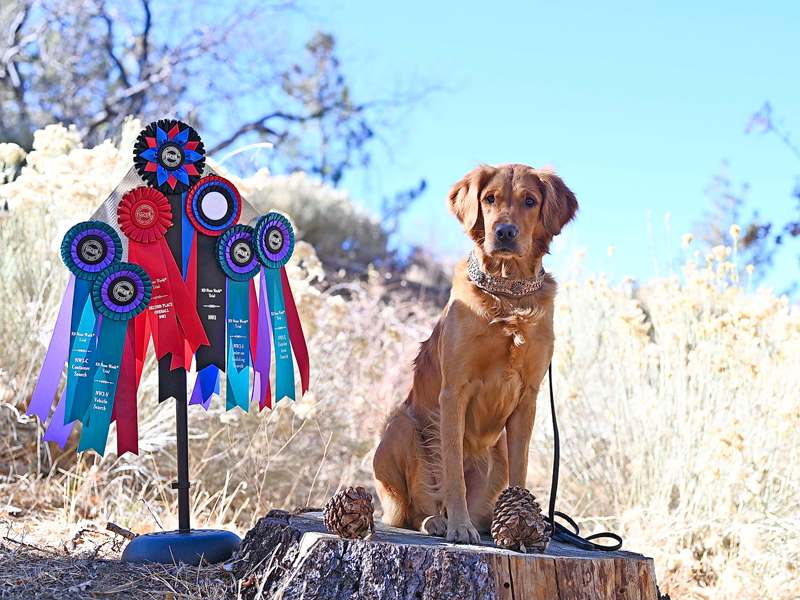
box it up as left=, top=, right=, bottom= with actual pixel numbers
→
left=113, top=323, right=139, bottom=455
left=43, top=388, right=74, bottom=448
left=189, top=365, right=219, bottom=410
left=281, top=267, right=310, bottom=395
left=64, top=298, right=101, bottom=423
left=263, top=268, right=293, bottom=402
left=27, top=276, right=75, bottom=422
left=158, top=191, right=192, bottom=404
left=185, top=225, right=218, bottom=410
left=118, top=187, right=208, bottom=365
left=253, top=269, right=273, bottom=410
left=226, top=280, right=250, bottom=411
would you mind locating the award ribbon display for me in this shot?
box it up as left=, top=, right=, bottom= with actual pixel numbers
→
left=118, top=186, right=209, bottom=364
left=28, top=118, right=312, bottom=459
left=253, top=213, right=310, bottom=409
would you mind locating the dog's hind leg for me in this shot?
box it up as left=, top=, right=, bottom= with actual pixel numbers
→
left=373, top=406, right=441, bottom=533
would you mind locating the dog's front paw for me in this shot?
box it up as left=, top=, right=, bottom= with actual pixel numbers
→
left=446, top=519, right=481, bottom=545
left=421, top=515, right=447, bottom=537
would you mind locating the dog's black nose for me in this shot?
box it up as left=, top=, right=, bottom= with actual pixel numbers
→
left=494, top=224, right=518, bottom=240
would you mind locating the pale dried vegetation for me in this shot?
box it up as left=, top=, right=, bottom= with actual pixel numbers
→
left=0, top=124, right=798, bottom=599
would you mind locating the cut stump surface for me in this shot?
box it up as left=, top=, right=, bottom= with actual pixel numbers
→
left=231, top=510, right=658, bottom=600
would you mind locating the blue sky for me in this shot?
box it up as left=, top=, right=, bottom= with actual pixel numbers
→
left=260, top=1, right=800, bottom=291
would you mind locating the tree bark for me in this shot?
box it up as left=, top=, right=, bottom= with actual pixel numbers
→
left=231, top=511, right=658, bottom=600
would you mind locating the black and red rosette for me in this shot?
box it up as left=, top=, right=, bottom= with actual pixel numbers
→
left=61, top=221, right=122, bottom=280
left=185, top=175, right=242, bottom=236
left=117, top=186, right=172, bottom=243
left=133, top=119, right=206, bottom=195
left=91, top=262, right=152, bottom=321
left=216, top=225, right=259, bottom=281
left=253, top=212, right=295, bottom=269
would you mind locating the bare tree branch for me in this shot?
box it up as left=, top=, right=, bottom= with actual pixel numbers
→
left=0, top=1, right=435, bottom=192
left=207, top=103, right=368, bottom=155
left=100, top=7, right=130, bottom=89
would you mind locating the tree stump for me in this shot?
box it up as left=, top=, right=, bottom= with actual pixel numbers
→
left=231, top=510, right=659, bottom=600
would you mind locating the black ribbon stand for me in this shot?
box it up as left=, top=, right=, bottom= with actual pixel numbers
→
left=121, top=193, right=241, bottom=565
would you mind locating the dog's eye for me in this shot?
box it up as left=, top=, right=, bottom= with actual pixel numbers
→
left=485, top=195, right=495, bottom=204
left=526, top=197, right=537, bottom=207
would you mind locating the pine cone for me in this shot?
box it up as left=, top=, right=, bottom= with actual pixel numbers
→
left=491, top=486, right=550, bottom=553
left=323, top=486, right=375, bottom=539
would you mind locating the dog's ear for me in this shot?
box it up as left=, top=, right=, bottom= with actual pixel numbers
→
left=447, top=165, right=493, bottom=235
left=536, top=167, right=578, bottom=237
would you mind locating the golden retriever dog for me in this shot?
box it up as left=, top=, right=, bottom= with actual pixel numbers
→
left=373, top=163, right=577, bottom=544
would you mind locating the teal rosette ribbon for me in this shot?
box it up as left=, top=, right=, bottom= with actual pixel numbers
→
left=60, top=221, right=123, bottom=280
left=75, top=262, right=152, bottom=455
left=214, top=226, right=259, bottom=411
left=250, top=213, right=309, bottom=409
left=253, top=212, right=294, bottom=269
left=91, top=263, right=152, bottom=321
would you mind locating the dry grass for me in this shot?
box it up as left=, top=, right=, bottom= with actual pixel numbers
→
left=1, top=125, right=799, bottom=599
left=0, top=514, right=231, bottom=599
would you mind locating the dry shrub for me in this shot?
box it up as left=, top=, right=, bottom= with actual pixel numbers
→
left=205, top=163, right=391, bottom=272
left=531, top=248, right=800, bottom=600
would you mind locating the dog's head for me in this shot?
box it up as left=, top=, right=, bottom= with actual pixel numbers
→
left=447, top=163, right=578, bottom=259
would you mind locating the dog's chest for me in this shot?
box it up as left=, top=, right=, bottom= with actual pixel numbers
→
left=463, top=321, right=549, bottom=451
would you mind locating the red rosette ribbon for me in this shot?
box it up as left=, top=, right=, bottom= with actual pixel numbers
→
left=117, top=186, right=173, bottom=243
left=118, top=187, right=209, bottom=367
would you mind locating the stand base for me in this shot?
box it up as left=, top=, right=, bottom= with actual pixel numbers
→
left=121, top=529, right=241, bottom=565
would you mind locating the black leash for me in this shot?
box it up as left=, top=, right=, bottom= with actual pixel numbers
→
left=546, top=364, right=623, bottom=552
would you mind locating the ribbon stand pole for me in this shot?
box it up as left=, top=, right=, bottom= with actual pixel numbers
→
left=175, top=373, right=191, bottom=532
left=121, top=191, right=240, bottom=565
